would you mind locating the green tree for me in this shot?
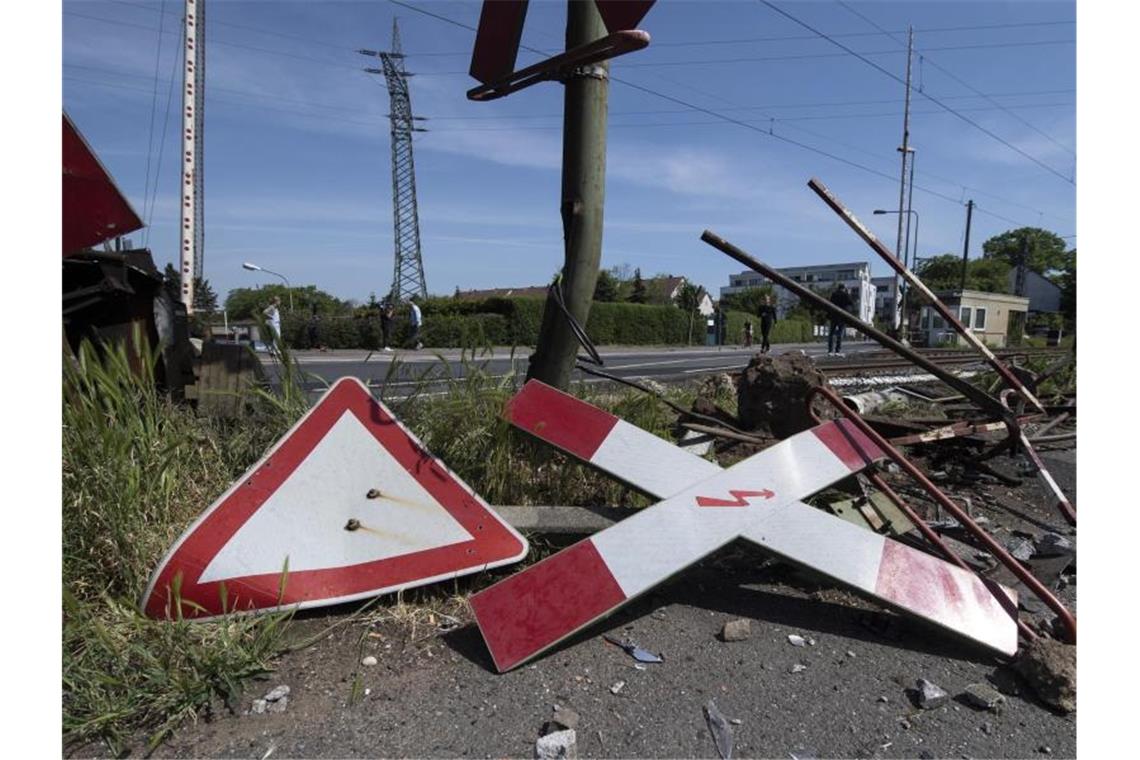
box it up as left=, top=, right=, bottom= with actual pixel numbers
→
left=162, top=262, right=218, bottom=314
left=628, top=268, right=648, bottom=304
left=914, top=254, right=1011, bottom=294
left=675, top=282, right=706, bottom=344
left=720, top=285, right=774, bottom=315
left=593, top=269, right=620, bottom=302
left=982, top=227, right=1069, bottom=275
left=1059, top=249, right=1076, bottom=325
left=224, top=285, right=350, bottom=319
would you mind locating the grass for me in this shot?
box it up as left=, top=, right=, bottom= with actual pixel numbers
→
left=63, top=336, right=702, bottom=753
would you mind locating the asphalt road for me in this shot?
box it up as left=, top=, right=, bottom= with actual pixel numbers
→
left=266, top=341, right=881, bottom=398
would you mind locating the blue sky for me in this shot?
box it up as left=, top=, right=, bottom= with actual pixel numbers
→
left=62, top=0, right=1076, bottom=305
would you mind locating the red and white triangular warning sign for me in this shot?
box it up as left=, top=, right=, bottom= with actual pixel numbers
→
left=141, top=377, right=528, bottom=619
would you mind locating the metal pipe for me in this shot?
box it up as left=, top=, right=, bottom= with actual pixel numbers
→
left=806, top=384, right=1076, bottom=645
left=806, top=177, right=1046, bottom=415
left=998, top=390, right=1077, bottom=525
left=698, top=229, right=1014, bottom=425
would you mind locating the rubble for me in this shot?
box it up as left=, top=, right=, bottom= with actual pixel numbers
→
left=960, top=682, right=1006, bottom=711
left=720, top=619, right=752, bottom=642
left=361, top=655, right=378, bottom=667
left=737, top=352, right=829, bottom=438
left=913, top=679, right=949, bottom=709
left=535, top=729, right=577, bottom=759
left=1006, top=536, right=1037, bottom=562
left=787, top=634, right=807, bottom=647
left=1035, top=532, right=1075, bottom=557
left=703, top=699, right=734, bottom=759
left=1015, top=638, right=1076, bottom=713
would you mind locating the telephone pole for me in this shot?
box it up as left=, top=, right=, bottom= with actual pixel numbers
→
left=527, top=0, right=610, bottom=389
left=960, top=199, right=974, bottom=291
left=890, top=25, right=914, bottom=338
left=179, top=0, right=206, bottom=312
left=361, top=20, right=428, bottom=302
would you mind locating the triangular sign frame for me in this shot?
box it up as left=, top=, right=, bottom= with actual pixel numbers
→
left=141, top=377, right=528, bottom=619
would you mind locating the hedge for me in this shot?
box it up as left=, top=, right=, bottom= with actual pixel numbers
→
left=272, top=301, right=819, bottom=350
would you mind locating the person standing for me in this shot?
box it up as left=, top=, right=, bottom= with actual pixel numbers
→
left=262, top=296, right=283, bottom=352
left=742, top=320, right=753, bottom=348
left=407, top=297, right=423, bottom=350
left=757, top=294, right=777, bottom=354
left=827, top=284, right=852, bottom=356
left=380, top=301, right=395, bottom=352
left=306, top=303, right=323, bottom=351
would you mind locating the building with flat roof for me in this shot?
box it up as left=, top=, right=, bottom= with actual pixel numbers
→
left=721, top=261, right=876, bottom=324
left=918, top=290, right=1029, bottom=348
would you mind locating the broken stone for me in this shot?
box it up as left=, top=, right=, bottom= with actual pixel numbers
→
left=1005, top=537, right=1036, bottom=562
left=1035, top=533, right=1074, bottom=557
left=264, top=685, right=290, bottom=702
left=609, top=681, right=625, bottom=695
left=721, top=619, right=752, bottom=642
left=914, top=679, right=949, bottom=709
left=703, top=699, right=734, bottom=759
left=535, top=729, right=577, bottom=759
left=790, top=663, right=807, bottom=674
left=737, top=353, right=829, bottom=438
left=251, top=699, right=268, bottom=715
left=961, top=682, right=1006, bottom=711
left=549, top=706, right=580, bottom=731
left=787, top=634, right=807, bottom=647
left=1015, top=638, right=1076, bottom=713
left=361, top=655, right=378, bottom=667
left=267, top=696, right=289, bottom=713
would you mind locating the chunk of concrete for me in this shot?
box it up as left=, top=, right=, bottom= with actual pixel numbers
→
left=960, top=682, right=1006, bottom=711
left=1015, top=638, right=1076, bottom=713
left=721, top=619, right=752, bottom=642
left=914, top=679, right=949, bottom=709
left=535, top=729, right=577, bottom=759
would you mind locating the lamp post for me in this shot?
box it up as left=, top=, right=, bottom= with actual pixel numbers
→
left=242, top=261, right=293, bottom=311
left=874, top=208, right=920, bottom=340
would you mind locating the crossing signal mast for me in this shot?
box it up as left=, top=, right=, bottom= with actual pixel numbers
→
left=360, top=20, right=428, bottom=302
left=179, top=0, right=206, bottom=312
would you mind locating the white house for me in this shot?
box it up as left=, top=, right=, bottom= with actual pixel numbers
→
left=721, top=262, right=876, bottom=324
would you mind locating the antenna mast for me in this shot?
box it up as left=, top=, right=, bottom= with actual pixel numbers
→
left=179, top=0, right=206, bottom=311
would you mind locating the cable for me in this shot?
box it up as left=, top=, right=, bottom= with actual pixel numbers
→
left=758, top=1, right=1074, bottom=186
left=835, top=1, right=1075, bottom=159
left=140, top=0, right=167, bottom=246
left=145, top=24, right=183, bottom=245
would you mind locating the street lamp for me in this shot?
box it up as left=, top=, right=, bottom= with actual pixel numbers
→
left=874, top=208, right=920, bottom=340
left=242, top=261, right=293, bottom=311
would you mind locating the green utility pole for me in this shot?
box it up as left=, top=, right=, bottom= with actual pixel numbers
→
left=527, top=0, right=610, bottom=389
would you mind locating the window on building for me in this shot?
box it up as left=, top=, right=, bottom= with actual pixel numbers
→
left=932, top=314, right=946, bottom=329
left=836, top=270, right=854, bottom=280
left=974, top=308, right=987, bottom=329
left=960, top=306, right=972, bottom=327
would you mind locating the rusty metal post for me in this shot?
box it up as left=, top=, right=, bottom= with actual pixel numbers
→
left=699, top=229, right=1013, bottom=423
left=806, top=177, right=1046, bottom=414
left=528, top=0, right=610, bottom=390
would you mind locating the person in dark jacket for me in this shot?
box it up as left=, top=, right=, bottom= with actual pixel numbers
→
left=827, top=284, right=853, bottom=355
left=757, top=294, right=777, bottom=353
left=380, top=301, right=395, bottom=352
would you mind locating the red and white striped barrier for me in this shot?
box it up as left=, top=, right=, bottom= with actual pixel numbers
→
left=474, top=381, right=1018, bottom=671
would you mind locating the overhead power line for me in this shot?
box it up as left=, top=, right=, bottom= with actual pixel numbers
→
left=835, top=0, right=1075, bottom=160
left=758, top=0, right=1074, bottom=186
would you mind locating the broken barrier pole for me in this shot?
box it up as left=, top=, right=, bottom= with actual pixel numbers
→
left=806, top=177, right=1046, bottom=415
left=998, top=389, right=1077, bottom=525
left=698, top=230, right=1014, bottom=426
left=806, top=384, right=1076, bottom=645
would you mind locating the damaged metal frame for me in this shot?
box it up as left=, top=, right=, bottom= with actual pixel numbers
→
left=806, top=384, right=1076, bottom=645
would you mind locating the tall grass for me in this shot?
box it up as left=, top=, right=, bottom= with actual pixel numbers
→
left=63, top=335, right=702, bottom=752
left=63, top=338, right=296, bottom=753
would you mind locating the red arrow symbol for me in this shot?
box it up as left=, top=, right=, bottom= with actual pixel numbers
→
left=695, top=489, right=775, bottom=508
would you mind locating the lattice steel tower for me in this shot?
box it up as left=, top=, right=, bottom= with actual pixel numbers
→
left=361, top=20, right=427, bottom=302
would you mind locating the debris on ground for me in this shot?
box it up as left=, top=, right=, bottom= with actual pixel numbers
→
left=603, top=634, right=664, bottom=663
left=790, top=663, right=807, bottom=674
left=1035, top=532, right=1074, bottom=557
left=1015, top=638, right=1077, bottom=713
left=251, top=684, right=291, bottom=715
left=912, top=679, right=949, bottom=709
left=787, top=634, right=808, bottom=647
left=1006, top=536, right=1037, bottom=562
left=720, top=619, right=752, bottom=642
left=703, top=699, right=734, bottom=759
left=737, top=352, right=829, bottom=437
left=535, top=729, right=577, bottom=759
left=961, top=682, right=1006, bottom=711
left=609, top=681, right=626, bottom=695
left=361, top=655, right=378, bottom=667
left=546, top=705, right=580, bottom=732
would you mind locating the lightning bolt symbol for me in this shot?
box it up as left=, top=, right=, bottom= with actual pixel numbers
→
left=695, top=489, right=776, bottom=507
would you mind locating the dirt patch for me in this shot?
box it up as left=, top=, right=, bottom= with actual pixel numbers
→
left=1015, top=637, right=1077, bottom=713
left=737, top=352, right=829, bottom=438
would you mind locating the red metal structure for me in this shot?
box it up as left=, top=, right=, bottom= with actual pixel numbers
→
left=466, top=0, right=655, bottom=101
left=62, top=112, right=143, bottom=256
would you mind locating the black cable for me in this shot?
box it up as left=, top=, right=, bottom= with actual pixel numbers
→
left=548, top=275, right=603, bottom=367
left=835, top=0, right=1075, bottom=160
left=140, top=0, right=166, bottom=246
left=758, top=0, right=1074, bottom=186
